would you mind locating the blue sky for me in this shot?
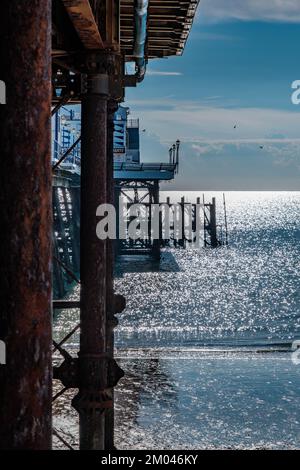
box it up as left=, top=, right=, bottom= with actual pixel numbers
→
left=124, top=0, right=300, bottom=190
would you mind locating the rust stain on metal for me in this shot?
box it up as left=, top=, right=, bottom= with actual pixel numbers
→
left=62, top=0, right=104, bottom=49
left=0, top=0, right=52, bottom=450
left=72, top=82, right=108, bottom=450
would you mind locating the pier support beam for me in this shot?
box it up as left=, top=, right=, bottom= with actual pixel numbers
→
left=72, top=53, right=124, bottom=450
left=152, top=181, right=161, bottom=260
left=210, top=198, right=218, bottom=248
left=73, top=71, right=109, bottom=450
left=203, top=197, right=219, bottom=248
left=0, top=0, right=52, bottom=449
left=105, top=99, right=119, bottom=450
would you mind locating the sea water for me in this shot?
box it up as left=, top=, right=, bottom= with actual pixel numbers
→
left=53, top=191, right=300, bottom=449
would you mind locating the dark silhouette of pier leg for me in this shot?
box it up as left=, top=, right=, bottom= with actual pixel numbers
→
left=72, top=71, right=109, bottom=450
left=0, top=0, right=52, bottom=449
left=72, top=56, right=124, bottom=450
left=105, top=99, right=119, bottom=450
left=114, top=184, right=121, bottom=255
left=210, top=197, right=218, bottom=248
left=203, top=197, right=219, bottom=248
left=152, top=181, right=161, bottom=259
left=180, top=196, right=186, bottom=248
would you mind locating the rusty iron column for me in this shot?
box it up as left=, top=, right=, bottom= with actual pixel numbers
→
left=105, top=100, right=125, bottom=449
left=72, top=53, right=124, bottom=450
left=105, top=100, right=118, bottom=449
left=73, top=68, right=109, bottom=450
left=0, top=0, right=52, bottom=449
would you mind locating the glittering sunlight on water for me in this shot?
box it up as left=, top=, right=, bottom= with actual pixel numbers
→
left=53, top=192, right=300, bottom=449
left=115, top=192, right=300, bottom=349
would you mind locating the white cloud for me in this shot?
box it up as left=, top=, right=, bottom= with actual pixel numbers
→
left=146, top=70, right=183, bottom=76
left=189, top=139, right=300, bottom=167
left=198, top=0, right=300, bottom=23
left=131, top=98, right=300, bottom=189
left=189, top=138, right=300, bottom=145
left=191, top=31, right=238, bottom=41
left=167, top=139, right=300, bottom=190
left=191, top=142, right=225, bottom=156
left=127, top=98, right=300, bottom=144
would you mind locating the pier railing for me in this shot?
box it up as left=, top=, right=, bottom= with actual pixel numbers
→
left=127, top=118, right=139, bottom=128
left=113, top=162, right=177, bottom=172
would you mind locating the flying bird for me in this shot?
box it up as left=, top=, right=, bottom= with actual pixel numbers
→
left=234, top=124, right=237, bottom=129
left=260, top=145, right=264, bottom=149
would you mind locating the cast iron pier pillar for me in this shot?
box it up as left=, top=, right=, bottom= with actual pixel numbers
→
left=0, top=0, right=52, bottom=450
left=105, top=99, right=119, bottom=449
left=73, top=71, right=109, bottom=450
left=72, top=52, right=124, bottom=450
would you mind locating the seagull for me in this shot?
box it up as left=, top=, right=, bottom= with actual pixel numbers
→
left=260, top=145, right=264, bottom=149
left=234, top=124, right=237, bottom=129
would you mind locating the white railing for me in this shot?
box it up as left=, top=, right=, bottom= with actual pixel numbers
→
left=127, top=118, right=139, bottom=128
